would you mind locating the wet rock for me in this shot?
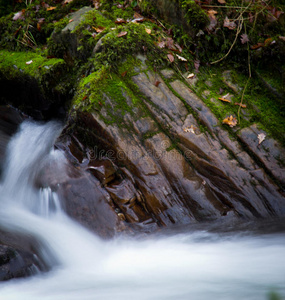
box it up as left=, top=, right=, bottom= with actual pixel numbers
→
left=0, top=230, right=51, bottom=281
left=238, top=124, right=285, bottom=187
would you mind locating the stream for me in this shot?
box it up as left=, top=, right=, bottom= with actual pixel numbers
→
left=0, top=121, right=284, bottom=300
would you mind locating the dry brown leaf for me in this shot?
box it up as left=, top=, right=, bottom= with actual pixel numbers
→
left=117, top=31, right=128, bottom=37
left=219, top=97, right=231, bottom=103
left=223, top=115, right=237, bottom=127
left=157, top=41, right=166, bottom=48
left=257, top=133, right=266, bottom=145
left=154, top=80, right=161, bottom=87
left=92, top=26, right=105, bottom=33
left=234, top=102, right=247, bottom=108
left=240, top=33, right=249, bottom=44
left=167, top=53, right=175, bottom=63
left=115, top=18, right=126, bottom=24
left=224, top=16, right=236, bottom=30
left=47, top=6, right=57, bottom=11
left=218, top=0, right=226, bottom=3
left=121, top=71, right=127, bottom=77
left=145, top=28, right=151, bottom=34
left=183, top=125, right=196, bottom=134
left=207, top=10, right=218, bottom=31
left=175, top=43, right=183, bottom=53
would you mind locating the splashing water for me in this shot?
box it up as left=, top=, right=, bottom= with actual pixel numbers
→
left=0, top=121, right=284, bottom=300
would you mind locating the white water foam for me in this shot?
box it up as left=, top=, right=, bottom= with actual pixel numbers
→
left=0, top=121, right=284, bottom=300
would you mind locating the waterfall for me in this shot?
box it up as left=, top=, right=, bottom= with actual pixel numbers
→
left=0, top=120, right=284, bottom=300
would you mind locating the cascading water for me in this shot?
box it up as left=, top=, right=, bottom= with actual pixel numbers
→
left=0, top=120, right=284, bottom=300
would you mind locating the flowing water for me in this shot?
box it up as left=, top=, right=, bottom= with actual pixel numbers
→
left=0, top=121, right=284, bottom=300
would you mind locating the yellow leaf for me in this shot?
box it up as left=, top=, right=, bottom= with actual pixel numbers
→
left=47, top=6, right=56, bottom=11
left=222, top=115, right=237, bottom=127
left=145, top=28, right=151, bottom=34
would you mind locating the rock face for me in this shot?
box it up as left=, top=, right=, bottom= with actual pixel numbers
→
left=65, top=65, right=284, bottom=231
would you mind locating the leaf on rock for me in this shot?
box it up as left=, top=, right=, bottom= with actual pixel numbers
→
left=154, top=80, right=161, bottom=87
left=240, top=33, right=249, bottom=44
left=183, top=125, right=196, bottom=134
left=223, top=115, right=237, bottom=127
left=117, top=31, right=128, bottom=37
left=257, top=133, right=266, bottom=145
left=167, top=53, right=175, bottom=63
left=223, top=17, right=236, bottom=30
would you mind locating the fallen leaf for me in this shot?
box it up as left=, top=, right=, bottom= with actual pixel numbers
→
left=223, top=115, right=237, bottom=127
left=218, top=0, right=226, bottom=3
left=257, top=133, right=266, bottom=145
left=175, top=43, right=183, bottom=53
left=134, top=12, right=144, bottom=19
left=166, top=37, right=176, bottom=51
left=176, top=54, right=187, bottom=61
left=219, top=97, right=231, bottom=103
left=121, top=71, right=127, bottom=77
left=224, top=16, right=236, bottom=30
left=167, top=53, right=175, bottom=63
left=117, top=31, right=128, bottom=37
left=26, top=60, right=33, bottom=65
left=183, top=125, right=196, bottom=134
left=264, top=37, right=273, bottom=46
left=234, top=102, right=247, bottom=108
left=240, top=33, right=249, bottom=44
left=13, top=11, right=24, bottom=21
left=115, top=18, right=126, bottom=24
left=279, top=36, right=285, bottom=41
left=47, top=6, right=57, bottom=11
left=187, top=73, right=195, bottom=79
left=154, top=80, right=161, bottom=87
left=69, top=19, right=74, bottom=23
left=251, top=42, right=264, bottom=50
left=93, top=0, right=101, bottom=9
left=145, top=28, right=151, bottom=34
left=207, top=10, right=218, bottom=31
left=157, top=41, right=166, bottom=48
left=92, top=26, right=105, bottom=33
left=62, top=0, right=73, bottom=4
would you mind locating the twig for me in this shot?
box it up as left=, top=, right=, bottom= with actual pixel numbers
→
left=210, top=15, right=243, bottom=64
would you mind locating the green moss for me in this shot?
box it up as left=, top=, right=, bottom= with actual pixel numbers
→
left=0, top=50, right=65, bottom=79
left=94, top=22, right=162, bottom=70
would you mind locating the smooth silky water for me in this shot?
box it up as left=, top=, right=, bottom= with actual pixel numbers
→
left=0, top=121, right=284, bottom=300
